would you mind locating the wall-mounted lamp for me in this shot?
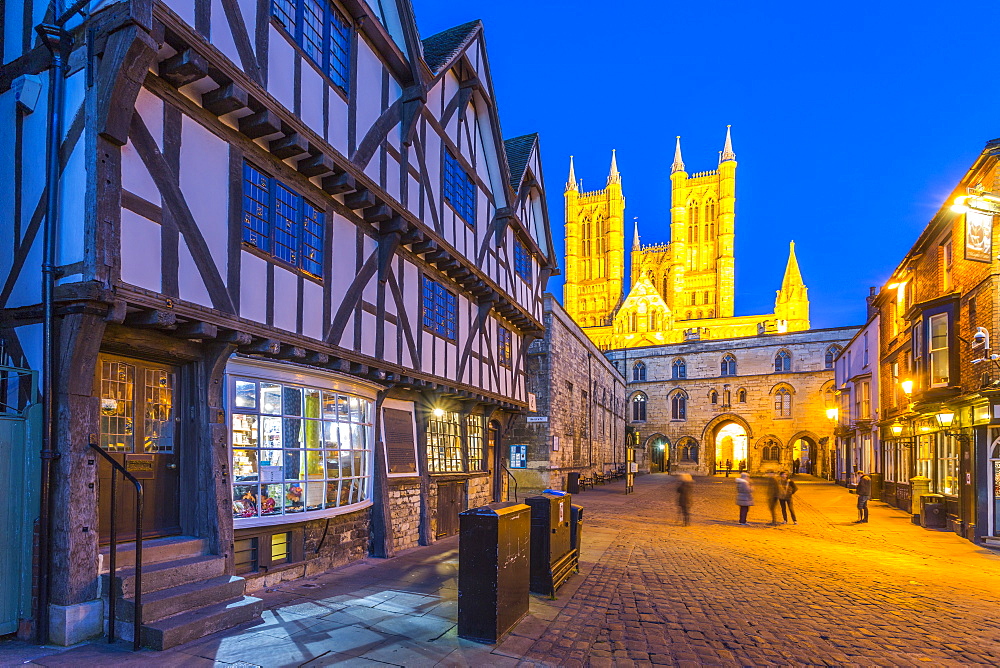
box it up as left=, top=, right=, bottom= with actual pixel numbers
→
left=900, top=380, right=914, bottom=396
left=891, top=422, right=904, bottom=437
left=432, top=407, right=445, bottom=418
left=935, top=411, right=955, bottom=428
left=826, top=407, right=838, bottom=422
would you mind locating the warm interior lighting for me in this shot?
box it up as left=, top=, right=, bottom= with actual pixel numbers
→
left=936, top=411, right=955, bottom=428
left=826, top=407, right=838, bottom=421
left=891, top=422, right=903, bottom=437
left=900, top=380, right=914, bottom=396
left=432, top=408, right=445, bottom=418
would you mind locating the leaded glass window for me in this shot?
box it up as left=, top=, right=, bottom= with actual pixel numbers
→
left=443, top=150, right=476, bottom=223
left=422, top=276, right=457, bottom=341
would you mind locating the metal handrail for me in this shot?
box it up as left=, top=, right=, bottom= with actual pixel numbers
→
left=88, top=441, right=143, bottom=651
left=501, top=461, right=518, bottom=503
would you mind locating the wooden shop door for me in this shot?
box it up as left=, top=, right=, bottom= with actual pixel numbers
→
left=96, top=354, right=181, bottom=542
left=436, top=481, right=464, bottom=538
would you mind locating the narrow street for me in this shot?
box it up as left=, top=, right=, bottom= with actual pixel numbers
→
left=7, top=474, right=1000, bottom=667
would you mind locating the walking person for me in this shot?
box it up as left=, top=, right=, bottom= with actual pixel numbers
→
left=676, top=474, right=693, bottom=526
left=766, top=473, right=780, bottom=525
left=777, top=471, right=798, bottom=524
left=735, top=472, right=754, bottom=524
left=855, top=470, right=871, bottom=523
left=793, top=458, right=801, bottom=476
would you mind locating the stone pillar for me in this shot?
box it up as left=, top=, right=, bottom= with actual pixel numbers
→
left=910, top=475, right=931, bottom=516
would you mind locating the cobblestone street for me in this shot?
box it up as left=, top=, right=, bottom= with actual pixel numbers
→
left=7, top=474, right=1000, bottom=667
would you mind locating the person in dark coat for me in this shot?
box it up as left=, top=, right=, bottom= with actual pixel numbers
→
left=776, top=471, right=798, bottom=524
left=735, top=472, right=754, bottom=524
left=855, top=471, right=871, bottom=523
left=676, top=474, right=693, bottom=526
left=766, top=473, right=780, bottom=525
left=793, top=458, right=801, bottom=476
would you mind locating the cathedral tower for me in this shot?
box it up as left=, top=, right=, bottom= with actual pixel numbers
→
left=774, top=241, right=810, bottom=330
left=563, top=151, right=626, bottom=327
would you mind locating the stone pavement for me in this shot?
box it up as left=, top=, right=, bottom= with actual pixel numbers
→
left=5, top=474, right=1000, bottom=666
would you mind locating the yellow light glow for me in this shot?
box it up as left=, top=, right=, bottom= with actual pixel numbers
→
left=936, top=411, right=955, bottom=428
left=826, top=407, right=838, bottom=421
left=886, top=282, right=900, bottom=290
left=900, top=380, right=914, bottom=396
left=891, top=422, right=904, bottom=437
left=432, top=408, right=445, bottom=418
left=951, top=195, right=969, bottom=213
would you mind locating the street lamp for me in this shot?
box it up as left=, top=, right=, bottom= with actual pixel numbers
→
left=826, top=407, right=838, bottom=422
left=891, top=422, right=904, bottom=437
left=951, top=187, right=1000, bottom=215
left=432, top=407, right=445, bottom=418
left=935, top=411, right=955, bottom=428
left=900, top=379, right=914, bottom=396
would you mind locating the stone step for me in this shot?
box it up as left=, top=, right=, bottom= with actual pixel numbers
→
left=105, top=554, right=226, bottom=599
left=100, top=536, right=208, bottom=572
left=140, top=596, right=265, bottom=651
left=113, top=575, right=247, bottom=625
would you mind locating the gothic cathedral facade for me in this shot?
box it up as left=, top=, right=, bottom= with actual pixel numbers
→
left=563, top=128, right=811, bottom=350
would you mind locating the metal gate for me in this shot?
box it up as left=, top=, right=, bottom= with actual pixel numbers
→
left=0, top=365, right=39, bottom=635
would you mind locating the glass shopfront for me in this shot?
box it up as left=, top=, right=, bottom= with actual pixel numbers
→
left=227, top=359, right=376, bottom=527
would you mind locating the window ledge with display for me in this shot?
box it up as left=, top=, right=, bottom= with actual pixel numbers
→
left=227, top=358, right=381, bottom=529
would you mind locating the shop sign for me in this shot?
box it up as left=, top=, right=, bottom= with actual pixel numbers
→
left=526, top=416, right=548, bottom=423
left=966, top=210, right=992, bottom=263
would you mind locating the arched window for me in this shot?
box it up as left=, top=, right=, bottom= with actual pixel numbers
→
left=631, top=393, right=647, bottom=422
left=650, top=311, right=659, bottom=331
left=774, top=388, right=792, bottom=417
left=697, top=310, right=703, bottom=319
left=708, top=309, right=714, bottom=318
left=633, top=361, right=646, bottom=382
left=763, top=443, right=781, bottom=461
left=630, top=312, right=638, bottom=332
left=685, top=311, right=692, bottom=320
left=690, top=201, right=699, bottom=225
left=580, top=217, right=592, bottom=259
left=671, top=391, right=687, bottom=420
left=825, top=345, right=842, bottom=369
left=724, top=389, right=731, bottom=406
left=672, top=358, right=686, bottom=379
left=706, top=199, right=716, bottom=222
left=737, top=388, right=747, bottom=403
left=703, top=290, right=710, bottom=304
left=721, top=354, right=737, bottom=376
left=710, top=390, right=718, bottom=404
left=680, top=440, right=699, bottom=462
left=774, top=350, right=791, bottom=372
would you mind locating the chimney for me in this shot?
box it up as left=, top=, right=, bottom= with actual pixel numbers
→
left=866, top=286, right=877, bottom=320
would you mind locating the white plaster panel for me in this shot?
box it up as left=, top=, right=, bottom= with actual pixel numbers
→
left=328, top=89, right=349, bottom=155
left=238, top=0, right=257, bottom=42
left=267, top=30, right=296, bottom=113
left=240, top=251, right=268, bottom=323
left=330, top=214, right=357, bottom=307
left=361, top=311, right=376, bottom=357
left=443, top=71, right=458, bottom=115
left=362, top=273, right=377, bottom=312
left=16, top=324, right=42, bottom=373
left=180, top=116, right=228, bottom=260
left=136, top=86, right=164, bottom=149
left=7, top=230, right=42, bottom=308
left=162, top=0, right=196, bottom=27
left=427, top=81, right=442, bottom=116
left=354, top=38, right=383, bottom=151
left=302, top=280, right=324, bottom=340
left=382, top=321, right=397, bottom=365
left=57, top=142, right=86, bottom=267
left=422, top=332, right=434, bottom=375
left=364, top=152, right=380, bottom=185
left=407, top=175, right=420, bottom=217
left=300, top=65, right=324, bottom=135
left=423, top=132, right=440, bottom=205
left=210, top=0, right=241, bottom=69
left=178, top=243, right=212, bottom=308
left=120, top=209, right=161, bottom=293
left=273, top=266, right=298, bottom=333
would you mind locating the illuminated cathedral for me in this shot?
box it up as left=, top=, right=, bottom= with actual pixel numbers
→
left=563, top=127, right=810, bottom=349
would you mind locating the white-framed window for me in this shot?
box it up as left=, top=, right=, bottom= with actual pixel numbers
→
left=928, top=313, right=950, bottom=387
left=227, top=359, right=376, bottom=527
left=774, top=388, right=792, bottom=418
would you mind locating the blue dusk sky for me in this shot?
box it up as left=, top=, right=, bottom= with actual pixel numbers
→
left=411, top=0, right=1000, bottom=329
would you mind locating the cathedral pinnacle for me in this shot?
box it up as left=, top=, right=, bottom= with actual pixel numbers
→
left=721, top=125, right=736, bottom=162
left=566, top=156, right=577, bottom=192
left=670, top=136, right=685, bottom=174
left=632, top=218, right=640, bottom=250
left=780, top=241, right=805, bottom=292
left=607, top=149, right=620, bottom=185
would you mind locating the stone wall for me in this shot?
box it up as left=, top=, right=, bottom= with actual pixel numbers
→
left=388, top=480, right=422, bottom=552
left=467, top=475, right=492, bottom=509
left=606, top=327, right=858, bottom=476
left=509, top=295, right=629, bottom=494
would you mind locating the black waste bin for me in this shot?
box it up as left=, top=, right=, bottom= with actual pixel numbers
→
left=458, top=502, right=531, bottom=643
left=567, top=472, right=581, bottom=494
left=920, top=493, right=947, bottom=529
left=569, top=504, right=583, bottom=561
left=526, top=493, right=575, bottom=597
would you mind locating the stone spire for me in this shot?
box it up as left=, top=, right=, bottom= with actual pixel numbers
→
left=670, top=136, right=685, bottom=174
left=607, top=149, right=620, bottom=185
left=632, top=218, right=640, bottom=249
left=566, top=155, right=577, bottom=192
left=780, top=241, right=804, bottom=292
left=720, top=125, right=736, bottom=162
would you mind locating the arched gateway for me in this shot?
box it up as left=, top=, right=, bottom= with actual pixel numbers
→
left=702, top=413, right=754, bottom=473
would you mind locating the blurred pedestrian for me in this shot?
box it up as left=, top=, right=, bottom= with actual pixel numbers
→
left=793, top=458, right=801, bottom=476
left=735, top=472, right=754, bottom=524
left=855, top=470, right=871, bottom=523
left=725, top=459, right=732, bottom=477
left=777, top=471, right=798, bottom=524
left=676, top=474, right=693, bottom=526
left=766, top=473, right=780, bottom=525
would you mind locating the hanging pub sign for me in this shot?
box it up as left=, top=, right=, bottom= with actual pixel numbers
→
left=965, top=210, right=992, bottom=263
left=509, top=444, right=528, bottom=469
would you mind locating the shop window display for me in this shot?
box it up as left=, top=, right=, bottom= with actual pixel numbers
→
left=230, top=376, right=373, bottom=523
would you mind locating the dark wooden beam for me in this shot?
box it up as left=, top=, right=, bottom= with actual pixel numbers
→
left=124, top=309, right=177, bottom=329
left=363, top=204, right=392, bottom=223
left=344, top=189, right=376, bottom=210
left=304, top=351, right=329, bottom=365
left=297, top=152, right=335, bottom=177
left=202, top=82, right=249, bottom=116
left=238, top=109, right=281, bottom=138
left=218, top=329, right=252, bottom=345
left=350, top=362, right=368, bottom=375
left=321, top=172, right=356, bottom=195
left=241, top=338, right=280, bottom=354
left=276, top=345, right=306, bottom=359
left=160, top=48, right=209, bottom=88
left=174, top=320, right=218, bottom=339
left=269, top=133, right=309, bottom=159
left=401, top=227, right=425, bottom=245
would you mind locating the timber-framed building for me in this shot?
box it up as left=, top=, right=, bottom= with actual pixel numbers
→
left=0, top=0, right=555, bottom=647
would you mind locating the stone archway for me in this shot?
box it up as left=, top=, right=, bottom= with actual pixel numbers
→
left=644, top=433, right=670, bottom=473
left=702, top=413, right=753, bottom=473
left=788, top=430, right=820, bottom=475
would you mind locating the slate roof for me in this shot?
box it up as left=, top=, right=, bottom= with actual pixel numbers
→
left=504, top=134, right=537, bottom=191
left=421, top=20, right=481, bottom=73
